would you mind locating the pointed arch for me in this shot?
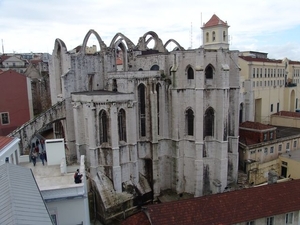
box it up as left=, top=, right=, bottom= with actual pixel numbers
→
left=109, top=32, right=136, bottom=50
left=150, top=65, right=159, bottom=71
left=164, top=39, right=185, bottom=51
left=204, top=107, right=215, bottom=138
left=185, top=108, right=194, bottom=136
left=118, top=109, right=127, bottom=142
left=205, top=64, right=215, bottom=79
left=136, top=31, right=166, bottom=52
left=80, top=29, right=107, bottom=54
left=99, top=109, right=109, bottom=143
left=113, top=39, right=128, bottom=71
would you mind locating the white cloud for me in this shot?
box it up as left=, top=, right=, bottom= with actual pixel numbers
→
left=0, top=0, right=300, bottom=60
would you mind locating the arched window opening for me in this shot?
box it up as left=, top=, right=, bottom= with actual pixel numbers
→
left=118, top=109, right=127, bottom=142
left=186, top=109, right=194, bottom=136
left=239, top=103, right=243, bottom=124
left=223, top=31, right=226, bottom=41
left=138, top=68, right=143, bottom=71
left=150, top=65, right=159, bottom=71
left=212, top=31, right=216, bottom=41
left=187, top=66, right=194, bottom=79
left=138, top=84, right=146, bottom=137
left=205, top=64, right=214, bottom=79
left=156, top=84, right=161, bottom=135
left=204, top=107, right=214, bottom=138
left=206, top=32, right=209, bottom=43
left=99, top=110, right=108, bottom=143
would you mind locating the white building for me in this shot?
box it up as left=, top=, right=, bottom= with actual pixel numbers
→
left=49, top=14, right=240, bottom=223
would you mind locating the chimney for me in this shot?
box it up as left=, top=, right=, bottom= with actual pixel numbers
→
left=268, top=170, right=278, bottom=184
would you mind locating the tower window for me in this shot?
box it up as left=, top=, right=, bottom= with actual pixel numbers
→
left=187, top=66, right=194, bottom=79
left=212, top=31, right=216, bottom=41
left=118, top=109, right=127, bottom=142
left=99, top=110, right=108, bottom=143
left=138, top=84, right=146, bottom=137
left=205, top=64, right=214, bottom=79
left=204, top=107, right=214, bottom=137
left=206, top=32, right=209, bottom=42
left=186, top=109, right=194, bottom=136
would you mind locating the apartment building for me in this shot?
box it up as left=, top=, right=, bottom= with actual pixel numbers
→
left=239, top=51, right=300, bottom=124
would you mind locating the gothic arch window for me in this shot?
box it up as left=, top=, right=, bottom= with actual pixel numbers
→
left=99, top=110, right=108, bottom=143
left=118, top=109, right=127, bottom=142
left=204, top=107, right=214, bottom=138
left=187, top=66, right=194, bottom=79
left=223, top=31, right=226, bottom=41
left=156, top=83, right=162, bottom=135
left=138, top=68, right=143, bottom=71
left=205, top=64, right=214, bottom=79
left=212, top=31, right=216, bottom=41
left=138, top=84, right=146, bottom=137
left=186, top=108, right=194, bottom=136
left=206, top=32, right=209, bottom=43
left=150, top=65, right=159, bottom=71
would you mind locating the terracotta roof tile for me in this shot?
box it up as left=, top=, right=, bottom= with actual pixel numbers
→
left=240, top=121, right=275, bottom=130
left=123, top=179, right=300, bottom=225
left=239, top=56, right=282, bottom=63
left=289, top=60, right=300, bottom=65
left=203, top=14, right=228, bottom=28
left=273, top=111, right=300, bottom=118
left=0, top=136, right=13, bottom=151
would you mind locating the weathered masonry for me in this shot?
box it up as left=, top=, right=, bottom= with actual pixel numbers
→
left=49, top=14, right=240, bottom=223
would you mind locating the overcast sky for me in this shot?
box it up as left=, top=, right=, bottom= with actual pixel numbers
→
left=1, top=0, right=300, bottom=60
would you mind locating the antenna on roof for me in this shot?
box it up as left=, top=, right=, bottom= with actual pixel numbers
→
left=190, top=22, right=193, bottom=49
left=1, top=39, right=4, bottom=54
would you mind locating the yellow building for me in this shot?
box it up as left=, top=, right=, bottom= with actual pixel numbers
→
left=238, top=51, right=300, bottom=124
left=279, top=149, right=300, bottom=179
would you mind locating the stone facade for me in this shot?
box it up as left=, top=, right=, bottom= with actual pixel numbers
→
left=49, top=14, right=240, bottom=223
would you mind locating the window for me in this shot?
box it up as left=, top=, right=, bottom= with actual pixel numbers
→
left=1, top=112, right=9, bottom=125
left=187, top=66, right=194, bottom=79
left=264, top=148, right=268, bottom=154
left=277, top=103, right=280, bottom=112
left=286, top=142, right=290, bottom=150
left=150, top=64, right=159, bottom=71
left=286, top=212, right=293, bottom=224
left=186, top=109, right=194, bottom=136
left=204, top=107, right=214, bottom=138
left=253, top=68, right=255, bottom=78
left=266, top=216, right=274, bottom=225
left=212, top=31, right=216, bottom=41
left=279, top=144, right=282, bottom=151
left=205, top=64, right=214, bottom=79
left=263, top=133, right=267, bottom=141
left=118, top=109, right=127, bottom=142
left=246, top=221, right=255, bottom=225
left=138, top=84, right=146, bottom=137
left=99, top=110, right=108, bottom=143
left=270, top=146, right=274, bottom=153
left=294, top=141, right=297, bottom=148
left=223, top=31, right=226, bottom=41
left=250, top=150, right=256, bottom=154
left=206, top=32, right=209, bottom=42
left=270, top=104, right=273, bottom=112
left=270, top=132, right=274, bottom=140
left=256, top=68, right=259, bottom=78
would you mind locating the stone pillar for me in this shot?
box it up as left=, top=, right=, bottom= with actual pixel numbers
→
left=87, top=103, right=98, bottom=177
left=73, top=102, right=81, bottom=163
left=110, top=103, right=122, bottom=193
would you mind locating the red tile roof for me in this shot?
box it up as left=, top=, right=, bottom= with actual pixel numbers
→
left=239, top=137, right=258, bottom=145
left=203, top=14, right=228, bottom=28
left=273, top=111, right=300, bottom=118
left=0, top=136, right=14, bottom=151
left=122, top=179, right=300, bottom=225
left=239, top=56, right=282, bottom=63
left=240, top=121, right=275, bottom=130
left=289, top=60, right=300, bottom=65
left=122, top=211, right=150, bottom=225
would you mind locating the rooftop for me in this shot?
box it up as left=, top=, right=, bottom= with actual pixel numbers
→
left=123, top=179, right=300, bottom=225
left=202, top=14, right=228, bottom=28
left=280, top=149, right=300, bottom=162
left=273, top=111, right=300, bottom=118
left=0, top=136, right=14, bottom=150
left=240, top=121, right=275, bottom=130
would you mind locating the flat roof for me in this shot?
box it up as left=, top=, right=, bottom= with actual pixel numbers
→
left=281, top=149, right=300, bottom=162
left=275, top=126, right=300, bottom=139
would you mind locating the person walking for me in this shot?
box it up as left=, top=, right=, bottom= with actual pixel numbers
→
left=31, top=151, right=37, bottom=166
left=40, top=151, right=45, bottom=165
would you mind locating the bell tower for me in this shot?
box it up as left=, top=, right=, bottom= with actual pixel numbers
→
left=201, top=14, right=230, bottom=50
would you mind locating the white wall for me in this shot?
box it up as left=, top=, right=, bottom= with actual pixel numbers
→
left=45, top=139, right=65, bottom=166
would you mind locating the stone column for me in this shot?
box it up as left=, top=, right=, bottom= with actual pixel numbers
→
left=87, top=103, right=98, bottom=177
left=110, top=103, right=122, bottom=193
left=73, top=102, right=81, bottom=162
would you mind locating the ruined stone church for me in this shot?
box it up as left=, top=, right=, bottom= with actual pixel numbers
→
left=49, top=14, right=240, bottom=222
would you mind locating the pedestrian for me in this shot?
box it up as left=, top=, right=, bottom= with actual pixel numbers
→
left=74, top=169, right=82, bottom=184
left=31, top=151, right=37, bottom=166
left=43, top=150, right=47, bottom=162
left=40, top=151, right=45, bottom=165
left=40, top=139, right=45, bottom=151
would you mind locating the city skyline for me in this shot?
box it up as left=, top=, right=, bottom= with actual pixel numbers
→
left=1, top=0, right=300, bottom=60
